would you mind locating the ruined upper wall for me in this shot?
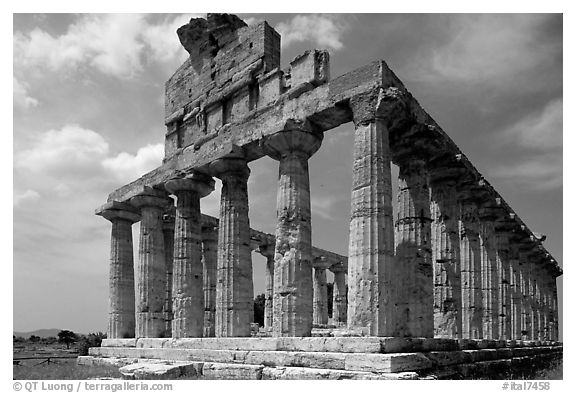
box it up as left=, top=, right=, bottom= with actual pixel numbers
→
left=164, top=14, right=281, bottom=159
left=163, top=14, right=331, bottom=162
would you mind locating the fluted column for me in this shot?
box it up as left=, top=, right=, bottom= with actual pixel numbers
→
left=210, top=157, right=253, bottom=337
left=162, top=212, right=175, bottom=337
left=430, top=180, right=461, bottom=338
left=332, top=267, right=347, bottom=326
left=165, top=173, right=214, bottom=338
left=526, top=257, right=537, bottom=340
left=202, top=224, right=218, bottom=337
left=518, top=250, right=530, bottom=339
left=261, top=126, right=323, bottom=337
left=479, top=220, right=498, bottom=339
left=534, top=264, right=544, bottom=340
left=258, top=245, right=275, bottom=330
left=460, top=204, right=483, bottom=339
left=551, top=280, right=559, bottom=341
left=394, top=159, right=433, bottom=337
left=130, top=192, right=171, bottom=338
left=313, top=257, right=330, bottom=326
left=496, top=232, right=511, bottom=340
left=97, top=203, right=140, bottom=339
left=509, top=244, right=522, bottom=339
left=347, top=118, right=394, bottom=336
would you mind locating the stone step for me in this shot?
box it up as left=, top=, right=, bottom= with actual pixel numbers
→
left=101, top=337, right=561, bottom=354
left=88, top=345, right=562, bottom=374
left=80, top=357, right=419, bottom=380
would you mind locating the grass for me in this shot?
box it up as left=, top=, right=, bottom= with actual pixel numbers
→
left=13, top=359, right=121, bottom=380
left=13, top=342, right=121, bottom=380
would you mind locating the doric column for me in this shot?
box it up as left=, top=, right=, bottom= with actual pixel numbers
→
left=261, top=125, right=323, bottom=337
left=394, top=158, right=433, bottom=337
left=534, top=264, right=544, bottom=340
left=162, top=211, right=175, bottom=337
left=479, top=219, right=498, bottom=339
left=518, top=249, right=530, bottom=339
left=430, top=178, right=461, bottom=339
left=551, top=279, right=559, bottom=341
left=210, top=157, right=254, bottom=337
left=165, top=173, right=215, bottom=338
left=202, top=224, right=218, bottom=337
left=544, top=278, right=551, bottom=340
left=496, top=232, right=512, bottom=340
left=459, top=203, right=483, bottom=339
left=313, top=257, right=331, bottom=326
left=347, top=117, right=394, bottom=336
left=130, top=191, right=171, bottom=338
left=332, top=266, right=347, bottom=326
left=509, top=244, right=523, bottom=339
left=528, top=259, right=537, bottom=341
left=258, top=245, right=275, bottom=330
left=97, top=202, right=140, bottom=339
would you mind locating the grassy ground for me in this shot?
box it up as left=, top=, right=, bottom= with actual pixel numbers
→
left=13, top=358, right=121, bottom=380
left=13, top=342, right=121, bottom=380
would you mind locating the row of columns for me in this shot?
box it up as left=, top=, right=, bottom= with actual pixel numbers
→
left=102, top=124, right=352, bottom=339
left=101, top=108, right=558, bottom=340
left=345, top=108, right=559, bottom=340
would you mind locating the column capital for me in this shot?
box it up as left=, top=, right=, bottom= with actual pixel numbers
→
left=312, top=256, right=332, bottom=270
left=96, top=201, right=141, bottom=223
left=165, top=171, right=215, bottom=197
left=349, top=86, right=409, bottom=127
left=261, top=123, right=323, bottom=161
left=209, top=157, right=250, bottom=180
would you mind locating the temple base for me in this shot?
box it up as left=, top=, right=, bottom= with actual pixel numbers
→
left=79, top=337, right=562, bottom=380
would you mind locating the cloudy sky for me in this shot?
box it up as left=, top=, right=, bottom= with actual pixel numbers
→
left=12, top=13, right=562, bottom=336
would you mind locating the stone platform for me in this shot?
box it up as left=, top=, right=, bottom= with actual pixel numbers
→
left=79, top=337, right=562, bottom=380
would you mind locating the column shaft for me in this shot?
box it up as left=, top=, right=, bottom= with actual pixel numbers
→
left=479, top=221, right=498, bottom=339
left=171, top=189, right=204, bottom=337
left=272, top=151, right=314, bottom=336
left=132, top=195, right=169, bottom=338
left=264, top=251, right=275, bottom=329
left=509, top=247, right=523, bottom=339
left=202, top=226, right=218, bottom=337
left=347, top=119, right=394, bottom=336
left=162, top=216, right=175, bottom=337
left=332, top=270, right=347, bottom=326
left=430, top=183, right=461, bottom=338
left=394, top=160, right=433, bottom=337
left=496, top=233, right=511, bottom=340
left=519, top=253, right=530, bottom=339
left=313, top=265, right=328, bottom=325
left=262, top=128, right=322, bottom=337
left=108, top=217, right=137, bottom=339
left=460, top=207, right=483, bottom=339
left=211, top=159, right=253, bottom=337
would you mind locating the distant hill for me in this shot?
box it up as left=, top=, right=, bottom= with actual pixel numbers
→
left=13, top=329, right=62, bottom=339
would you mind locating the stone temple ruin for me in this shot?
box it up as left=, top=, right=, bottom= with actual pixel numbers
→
left=80, top=14, right=563, bottom=379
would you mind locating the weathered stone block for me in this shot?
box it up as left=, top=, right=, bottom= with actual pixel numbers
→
left=289, top=50, right=330, bottom=88
left=345, top=352, right=433, bottom=373
left=119, top=361, right=202, bottom=380
left=102, top=338, right=137, bottom=347
left=201, top=362, right=263, bottom=380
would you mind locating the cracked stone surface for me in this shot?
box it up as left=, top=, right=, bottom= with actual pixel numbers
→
left=130, top=194, right=172, bottom=338
left=262, top=128, right=322, bottom=337
left=210, top=158, right=253, bottom=337
left=347, top=119, right=394, bottom=336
